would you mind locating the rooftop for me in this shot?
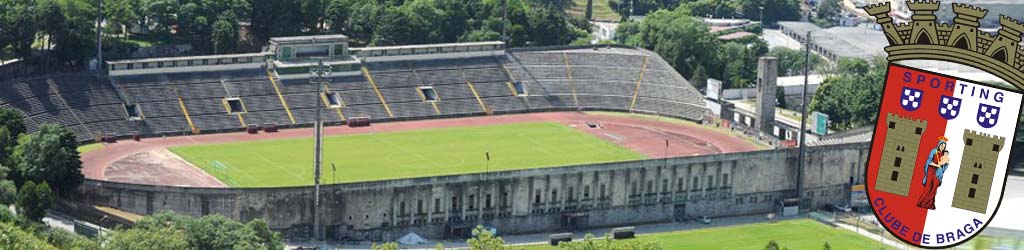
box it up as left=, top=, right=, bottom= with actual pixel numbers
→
left=350, top=41, right=504, bottom=51
left=778, top=22, right=887, bottom=61
left=269, top=34, right=348, bottom=44
left=107, top=52, right=271, bottom=64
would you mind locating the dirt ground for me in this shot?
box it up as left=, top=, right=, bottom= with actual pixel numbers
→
left=82, top=112, right=761, bottom=187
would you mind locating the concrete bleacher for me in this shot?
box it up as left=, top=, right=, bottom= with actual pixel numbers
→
left=0, top=46, right=706, bottom=142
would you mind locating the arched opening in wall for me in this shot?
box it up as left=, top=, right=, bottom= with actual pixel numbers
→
left=916, top=33, right=932, bottom=45
left=992, top=48, right=1008, bottom=63
left=953, top=36, right=970, bottom=50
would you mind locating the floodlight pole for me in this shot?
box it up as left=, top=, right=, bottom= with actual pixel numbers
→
left=312, top=59, right=327, bottom=242
left=797, top=31, right=811, bottom=210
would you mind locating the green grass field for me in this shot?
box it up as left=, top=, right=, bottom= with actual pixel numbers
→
left=567, top=0, right=620, bottom=22
left=170, top=122, right=645, bottom=187
left=77, top=143, right=105, bottom=154
left=518, top=219, right=888, bottom=250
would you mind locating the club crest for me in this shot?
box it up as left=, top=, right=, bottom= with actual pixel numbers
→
left=862, top=2, right=1024, bottom=248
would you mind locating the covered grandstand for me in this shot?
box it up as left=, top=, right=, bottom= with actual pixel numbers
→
left=0, top=35, right=707, bottom=142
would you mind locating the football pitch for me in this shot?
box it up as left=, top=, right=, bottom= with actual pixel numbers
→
left=519, top=219, right=888, bottom=250
left=169, top=122, right=646, bottom=187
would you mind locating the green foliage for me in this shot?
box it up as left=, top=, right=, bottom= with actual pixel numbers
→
left=12, top=124, right=83, bottom=193
left=616, top=6, right=771, bottom=90
left=823, top=241, right=832, bottom=250
left=0, top=107, right=26, bottom=140
left=812, top=0, right=843, bottom=28
left=16, top=181, right=53, bottom=222
left=0, top=221, right=58, bottom=250
left=103, top=224, right=188, bottom=250
left=128, top=211, right=283, bottom=250
left=768, top=47, right=827, bottom=76
left=0, top=180, right=16, bottom=205
left=467, top=225, right=511, bottom=250
left=372, top=242, right=400, bottom=250
left=211, top=16, right=238, bottom=53
left=808, top=57, right=887, bottom=130
left=616, top=8, right=717, bottom=83
left=555, top=234, right=662, bottom=249
left=0, top=0, right=40, bottom=59
left=0, top=107, right=27, bottom=168
left=36, top=226, right=101, bottom=250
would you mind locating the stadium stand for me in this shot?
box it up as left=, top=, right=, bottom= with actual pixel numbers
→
left=0, top=42, right=706, bottom=142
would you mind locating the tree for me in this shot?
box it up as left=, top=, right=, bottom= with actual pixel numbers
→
left=129, top=211, right=282, bottom=250
left=823, top=242, right=832, bottom=250
left=245, top=219, right=283, bottom=250
left=211, top=15, right=238, bottom=54
left=12, top=124, right=83, bottom=194
left=0, top=107, right=26, bottom=138
left=813, top=0, right=843, bottom=28
left=808, top=57, right=886, bottom=130
left=736, top=0, right=801, bottom=26
left=764, top=240, right=781, bottom=250
left=0, top=221, right=59, bottom=250
left=0, top=180, right=15, bottom=205
left=768, top=47, right=826, bottom=76
left=0, top=0, right=39, bottom=60
left=372, top=6, right=418, bottom=46
left=104, top=224, right=189, bottom=250
left=585, top=0, right=593, bottom=20
left=617, top=8, right=718, bottom=81
left=16, top=181, right=53, bottom=222
left=466, top=225, right=509, bottom=250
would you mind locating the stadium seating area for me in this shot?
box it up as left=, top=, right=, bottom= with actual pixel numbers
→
left=0, top=47, right=706, bottom=142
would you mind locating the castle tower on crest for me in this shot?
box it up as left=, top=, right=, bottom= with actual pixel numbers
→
left=875, top=113, right=927, bottom=197
left=947, top=3, right=988, bottom=51
left=952, top=130, right=1005, bottom=214
left=862, top=1, right=1024, bottom=87
left=908, top=1, right=940, bottom=45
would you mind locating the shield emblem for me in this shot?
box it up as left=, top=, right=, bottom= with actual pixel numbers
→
left=865, top=64, right=1023, bottom=248
left=938, top=95, right=961, bottom=120
left=901, top=87, right=924, bottom=111
left=976, top=103, right=999, bottom=128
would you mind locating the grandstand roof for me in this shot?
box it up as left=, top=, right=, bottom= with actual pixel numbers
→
left=269, top=34, right=348, bottom=44
left=350, top=41, right=504, bottom=51
left=106, top=52, right=271, bottom=64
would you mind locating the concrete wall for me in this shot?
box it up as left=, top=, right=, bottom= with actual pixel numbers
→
left=73, top=142, right=870, bottom=241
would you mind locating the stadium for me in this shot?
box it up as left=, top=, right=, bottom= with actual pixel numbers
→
left=1, top=35, right=868, bottom=243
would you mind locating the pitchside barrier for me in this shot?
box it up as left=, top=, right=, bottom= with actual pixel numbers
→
left=611, top=226, right=635, bottom=239
left=348, top=117, right=371, bottom=127
left=549, top=233, right=572, bottom=246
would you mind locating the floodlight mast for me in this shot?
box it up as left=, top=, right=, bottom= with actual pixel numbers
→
left=310, top=58, right=331, bottom=242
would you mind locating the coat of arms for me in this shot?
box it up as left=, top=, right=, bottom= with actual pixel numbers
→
left=863, top=2, right=1024, bottom=248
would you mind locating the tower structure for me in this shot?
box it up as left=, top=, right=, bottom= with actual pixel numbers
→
left=952, top=130, right=1005, bottom=214
left=756, top=57, right=778, bottom=135
left=874, top=113, right=927, bottom=197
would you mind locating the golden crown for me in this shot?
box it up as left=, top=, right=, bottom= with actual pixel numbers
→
left=863, top=1, right=1024, bottom=89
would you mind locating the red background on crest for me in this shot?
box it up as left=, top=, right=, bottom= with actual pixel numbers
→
left=866, top=65, right=953, bottom=244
